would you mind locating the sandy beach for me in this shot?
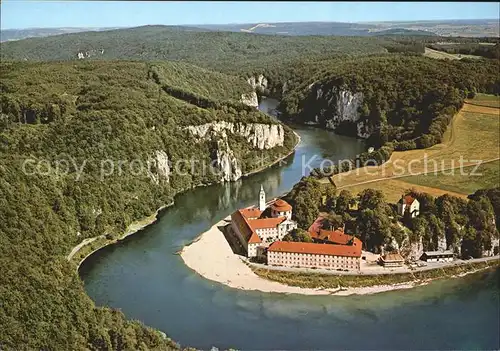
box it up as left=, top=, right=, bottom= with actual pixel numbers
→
left=180, top=216, right=420, bottom=296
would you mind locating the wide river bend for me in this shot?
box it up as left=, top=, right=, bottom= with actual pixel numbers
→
left=80, top=98, right=499, bottom=350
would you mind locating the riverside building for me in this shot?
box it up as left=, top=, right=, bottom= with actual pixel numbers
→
left=231, top=185, right=297, bottom=257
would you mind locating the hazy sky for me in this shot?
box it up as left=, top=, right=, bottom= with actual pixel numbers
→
left=1, top=1, right=498, bottom=30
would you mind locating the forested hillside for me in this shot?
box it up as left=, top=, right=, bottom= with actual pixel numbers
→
left=0, top=60, right=296, bottom=349
left=0, top=25, right=401, bottom=72
left=1, top=24, right=499, bottom=350
left=276, top=54, right=499, bottom=175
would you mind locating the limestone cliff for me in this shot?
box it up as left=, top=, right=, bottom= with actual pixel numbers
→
left=240, top=92, right=259, bottom=108
left=184, top=122, right=284, bottom=182
left=212, top=137, right=243, bottom=182
left=147, top=150, right=170, bottom=184
left=185, top=122, right=284, bottom=150
left=247, top=74, right=268, bottom=94
left=306, top=84, right=372, bottom=139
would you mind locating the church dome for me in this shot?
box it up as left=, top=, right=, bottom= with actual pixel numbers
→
left=271, top=199, right=292, bottom=212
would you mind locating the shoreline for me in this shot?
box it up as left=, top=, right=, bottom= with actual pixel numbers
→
left=74, top=203, right=171, bottom=271
left=69, top=130, right=302, bottom=272
left=180, top=217, right=499, bottom=296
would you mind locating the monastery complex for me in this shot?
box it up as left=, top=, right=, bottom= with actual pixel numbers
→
left=231, top=186, right=363, bottom=271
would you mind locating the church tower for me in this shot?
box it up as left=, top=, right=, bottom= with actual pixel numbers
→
left=259, top=185, right=266, bottom=211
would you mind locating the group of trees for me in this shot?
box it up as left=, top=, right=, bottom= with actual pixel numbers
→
left=283, top=178, right=499, bottom=257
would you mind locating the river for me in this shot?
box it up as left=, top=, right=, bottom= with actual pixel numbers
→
left=80, top=98, right=499, bottom=350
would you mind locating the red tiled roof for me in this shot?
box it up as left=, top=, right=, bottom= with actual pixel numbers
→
left=248, top=232, right=262, bottom=244
left=268, top=241, right=361, bottom=258
left=271, top=199, right=292, bottom=212
left=308, top=215, right=325, bottom=235
left=231, top=210, right=262, bottom=244
left=314, top=229, right=354, bottom=245
left=231, top=207, right=287, bottom=245
left=239, top=207, right=263, bottom=219
left=401, top=195, right=415, bottom=206
left=248, top=217, right=286, bottom=229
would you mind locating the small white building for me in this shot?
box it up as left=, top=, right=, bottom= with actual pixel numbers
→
left=421, top=250, right=454, bottom=262
left=397, top=195, right=420, bottom=218
left=380, top=252, right=405, bottom=267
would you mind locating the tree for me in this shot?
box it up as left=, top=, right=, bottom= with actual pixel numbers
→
left=321, top=212, right=344, bottom=231
left=335, top=190, right=355, bottom=214
left=283, top=228, right=312, bottom=243
left=461, top=225, right=483, bottom=259
left=356, top=207, right=391, bottom=252
left=358, top=188, right=386, bottom=211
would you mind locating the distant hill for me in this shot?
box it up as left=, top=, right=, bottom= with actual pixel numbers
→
left=194, top=19, right=499, bottom=37
left=0, top=25, right=391, bottom=73
left=1, top=19, right=497, bottom=43
left=371, top=28, right=436, bottom=36
left=0, top=27, right=124, bottom=42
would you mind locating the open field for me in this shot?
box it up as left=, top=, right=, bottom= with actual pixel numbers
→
left=340, top=178, right=470, bottom=203
left=424, top=47, right=484, bottom=60
left=467, top=93, right=500, bottom=109
left=402, top=160, right=499, bottom=196
left=326, top=95, right=500, bottom=200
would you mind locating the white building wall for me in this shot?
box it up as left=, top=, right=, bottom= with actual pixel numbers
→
left=268, top=251, right=360, bottom=270
left=248, top=243, right=259, bottom=257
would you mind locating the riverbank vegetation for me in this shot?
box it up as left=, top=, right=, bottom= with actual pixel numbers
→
left=252, top=259, right=499, bottom=289
left=0, top=60, right=295, bottom=349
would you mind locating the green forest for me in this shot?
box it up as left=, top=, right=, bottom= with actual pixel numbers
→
left=0, top=25, right=499, bottom=350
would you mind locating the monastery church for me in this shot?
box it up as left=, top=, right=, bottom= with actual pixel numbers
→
left=231, top=185, right=298, bottom=257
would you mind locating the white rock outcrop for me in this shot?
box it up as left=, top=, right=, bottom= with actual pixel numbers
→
left=247, top=74, right=268, bottom=93
left=282, top=81, right=289, bottom=95
left=406, top=236, right=424, bottom=261
left=214, top=138, right=242, bottom=182
left=185, top=122, right=284, bottom=150
left=312, top=85, right=371, bottom=139
left=240, top=92, right=259, bottom=108
left=184, top=121, right=284, bottom=182
left=76, top=48, right=105, bottom=60
left=437, top=235, right=448, bottom=251
left=147, top=150, right=170, bottom=184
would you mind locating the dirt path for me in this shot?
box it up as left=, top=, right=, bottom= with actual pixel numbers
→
left=66, top=236, right=103, bottom=261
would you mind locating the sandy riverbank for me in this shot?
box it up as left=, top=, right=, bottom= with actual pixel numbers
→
left=180, top=217, right=424, bottom=296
